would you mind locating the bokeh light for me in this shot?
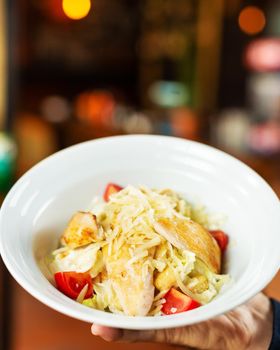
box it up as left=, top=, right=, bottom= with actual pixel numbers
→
left=75, top=91, right=116, bottom=126
left=41, top=95, right=70, bottom=123
left=148, top=81, right=189, bottom=108
left=62, top=0, right=91, bottom=20
left=170, top=108, right=199, bottom=140
left=245, top=39, right=280, bottom=72
left=238, top=6, right=266, bottom=35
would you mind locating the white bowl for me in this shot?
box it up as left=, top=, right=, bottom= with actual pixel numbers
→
left=0, top=135, right=280, bottom=330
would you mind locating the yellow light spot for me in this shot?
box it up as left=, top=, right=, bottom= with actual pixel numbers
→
left=62, top=0, right=91, bottom=20
left=238, top=6, right=266, bottom=35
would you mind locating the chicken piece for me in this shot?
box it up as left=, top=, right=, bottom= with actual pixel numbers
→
left=105, top=244, right=155, bottom=316
left=154, top=216, right=221, bottom=273
left=154, top=265, right=177, bottom=292
left=61, top=212, right=104, bottom=248
left=50, top=243, right=100, bottom=273
left=111, top=265, right=154, bottom=316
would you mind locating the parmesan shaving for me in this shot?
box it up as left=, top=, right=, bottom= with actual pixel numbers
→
left=76, top=284, right=89, bottom=303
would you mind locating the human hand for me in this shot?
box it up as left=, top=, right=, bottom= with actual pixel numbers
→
left=91, top=293, right=273, bottom=350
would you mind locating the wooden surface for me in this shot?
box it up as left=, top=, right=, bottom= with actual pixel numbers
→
left=5, top=155, right=280, bottom=350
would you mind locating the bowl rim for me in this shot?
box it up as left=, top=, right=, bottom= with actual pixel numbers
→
left=0, top=134, right=280, bottom=329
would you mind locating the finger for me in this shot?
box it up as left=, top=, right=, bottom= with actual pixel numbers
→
left=116, top=327, right=197, bottom=349
left=91, top=324, right=165, bottom=343
left=91, top=324, right=194, bottom=345
left=91, top=324, right=122, bottom=341
left=121, top=329, right=157, bottom=342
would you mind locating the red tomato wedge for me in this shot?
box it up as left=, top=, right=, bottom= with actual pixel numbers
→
left=162, top=288, right=201, bottom=315
left=54, top=272, right=93, bottom=300
left=209, top=230, right=229, bottom=253
left=104, top=183, right=123, bottom=202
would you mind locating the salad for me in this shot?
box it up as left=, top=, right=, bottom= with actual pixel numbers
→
left=48, top=184, right=230, bottom=316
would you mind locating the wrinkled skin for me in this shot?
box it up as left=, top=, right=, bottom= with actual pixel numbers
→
left=91, top=293, right=273, bottom=350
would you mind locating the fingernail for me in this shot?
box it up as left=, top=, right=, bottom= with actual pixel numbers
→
left=91, top=325, right=98, bottom=335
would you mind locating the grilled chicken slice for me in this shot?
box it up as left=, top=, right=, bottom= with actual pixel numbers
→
left=154, top=216, right=221, bottom=273
left=61, top=212, right=104, bottom=248
left=104, top=244, right=155, bottom=316
left=111, top=265, right=154, bottom=316
left=50, top=243, right=101, bottom=273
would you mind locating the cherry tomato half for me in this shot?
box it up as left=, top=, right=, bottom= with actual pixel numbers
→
left=103, top=183, right=123, bottom=202
left=54, top=272, right=93, bottom=300
left=209, top=230, right=229, bottom=253
left=162, top=288, right=201, bottom=315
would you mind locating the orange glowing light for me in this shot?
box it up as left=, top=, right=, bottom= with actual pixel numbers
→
left=75, top=91, right=116, bottom=126
left=62, top=0, right=91, bottom=20
left=238, top=6, right=266, bottom=35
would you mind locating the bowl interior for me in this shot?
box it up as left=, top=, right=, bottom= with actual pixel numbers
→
left=1, top=135, right=279, bottom=329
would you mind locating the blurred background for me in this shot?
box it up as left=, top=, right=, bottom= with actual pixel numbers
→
left=0, top=0, right=280, bottom=349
